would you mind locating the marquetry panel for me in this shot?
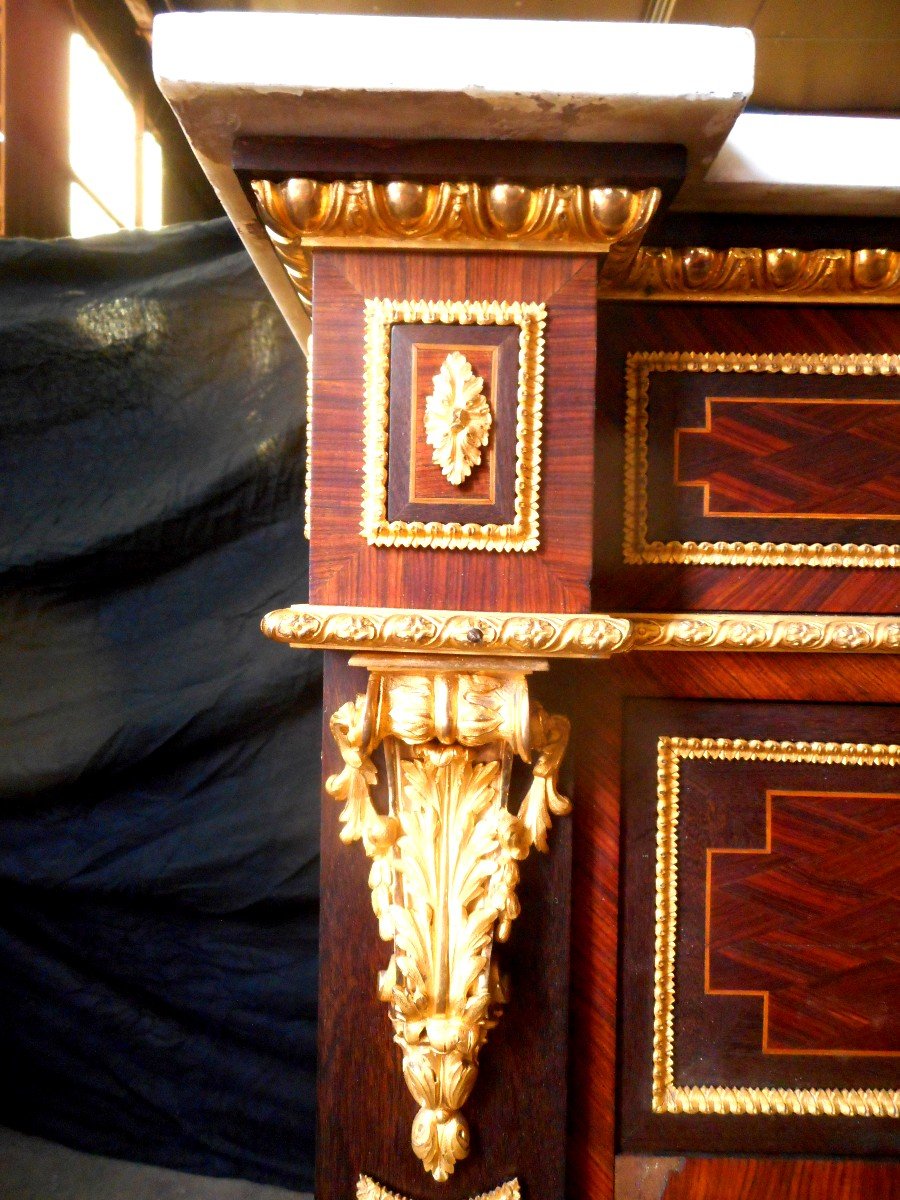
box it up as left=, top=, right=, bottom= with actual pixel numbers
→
left=369, top=301, right=543, bottom=548
left=392, top=327, right=512, bottom=516
left=624, top=352, right=899, bottom=568
left=592, top=302, right=900, bottom=614
left=310, top=250, right=597, bottom=612
left=619, top=698, right=899, bottom=1158
left=565, top=654, right=900, bottom=1200
left=708, top=790, right=899, bottom=1058
left=676, top=398, right=899, bottom=520
left=614, top=1155, right=899, bottom=1200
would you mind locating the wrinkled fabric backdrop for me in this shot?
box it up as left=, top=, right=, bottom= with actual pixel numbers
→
left=0, top=219, right=320, bottom=1189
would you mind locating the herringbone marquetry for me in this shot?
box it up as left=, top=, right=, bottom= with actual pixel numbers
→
left=708, top=791, right=900, bottom=1055
left=677, top=400, right=900, bottom=519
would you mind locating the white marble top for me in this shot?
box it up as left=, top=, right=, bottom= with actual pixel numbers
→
left=153, top=14, right=753, bottom=103
left=155, top=14, right=753, bottom=182
left=153, top=13, right=754, bottom=353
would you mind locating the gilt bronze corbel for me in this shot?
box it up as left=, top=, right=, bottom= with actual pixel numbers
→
left=259, top=606, right=634, bottom=1180
left=324, top=655, right=570, bottom=1182
left=259, top=608, right=635, bottom=1180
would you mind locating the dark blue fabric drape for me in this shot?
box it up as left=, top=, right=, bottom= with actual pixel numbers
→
left=0, top=218, right=320, bottom=1189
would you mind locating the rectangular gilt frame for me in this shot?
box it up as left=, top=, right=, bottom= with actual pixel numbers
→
left=362, top=298, right=546, bottom=552
left=624, top=351, right=900, bottom=568
left=653, top=734, right=900, bottom=1119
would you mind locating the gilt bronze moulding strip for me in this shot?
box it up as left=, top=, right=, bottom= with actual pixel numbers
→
left=629, top=613, right=900, bottom=654
left=261, top=605, right=634, bottom=659
left=599, top=245, right=900, bottom=303
left=253, top=176, right=661, bottom=252
left=261, top=606, right=900, bottom=657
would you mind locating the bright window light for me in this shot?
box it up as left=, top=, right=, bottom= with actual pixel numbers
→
left=70, top=181, right=121, bottom=238
left=142, top=132, right=163, bottom=230
left=69, top=33, right=164, bottom=237
left=69, top=33, right=135, bottom=231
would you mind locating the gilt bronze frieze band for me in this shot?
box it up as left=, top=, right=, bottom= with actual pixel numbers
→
left=262, top=606, right=899, bottom=657
left=599, top=245, right=900, bottom=303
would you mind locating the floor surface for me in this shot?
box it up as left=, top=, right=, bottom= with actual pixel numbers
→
left=0, top=1127, right=312, bottom=1200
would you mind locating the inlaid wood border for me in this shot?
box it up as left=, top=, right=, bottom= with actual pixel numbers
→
left=361, top=298, right=546, bottom=552
left=653, top=734, right=900, bottom=1119
left=623, top=351, right=900, bottom=568
left=304, top=335, right=313, bottom=539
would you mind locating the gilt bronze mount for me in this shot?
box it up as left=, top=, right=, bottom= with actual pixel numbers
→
left=324, top=655, right=570, bottom=1181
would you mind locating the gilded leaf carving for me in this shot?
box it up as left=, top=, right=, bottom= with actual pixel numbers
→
left=424, top=351, right=492, bottom=486
left=325, top=663, right=571, bottom=1181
